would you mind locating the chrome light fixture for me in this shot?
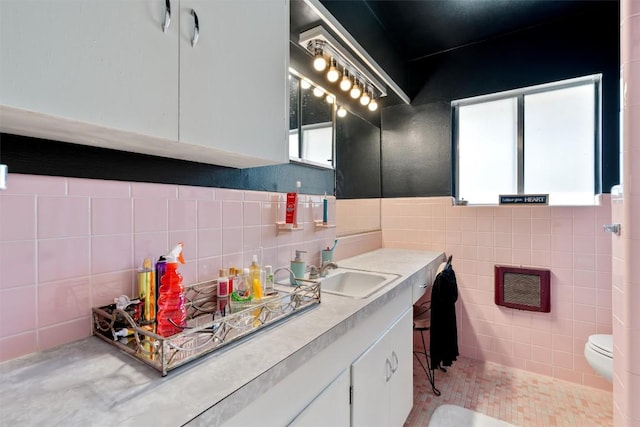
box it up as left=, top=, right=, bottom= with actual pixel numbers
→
left=300, top=26, right=386, bottom=114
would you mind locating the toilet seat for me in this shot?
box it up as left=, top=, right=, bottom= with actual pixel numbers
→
left=588, top=334, right=613, bottom=358
left=584, top=334, right=613, bottom=383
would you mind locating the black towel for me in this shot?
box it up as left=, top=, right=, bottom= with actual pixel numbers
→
left=429, top=265, right=459, bottom=368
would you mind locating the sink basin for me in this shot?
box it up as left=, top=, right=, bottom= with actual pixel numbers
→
left=318, top=268, right=400, bottom=299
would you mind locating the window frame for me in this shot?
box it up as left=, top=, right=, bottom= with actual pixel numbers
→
left=452, top=74, right=602, bottom=205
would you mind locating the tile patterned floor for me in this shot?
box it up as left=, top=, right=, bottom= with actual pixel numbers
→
left=404, top=356, right=613, bottom=427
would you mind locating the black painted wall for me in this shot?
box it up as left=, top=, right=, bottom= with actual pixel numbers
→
left=381, top=3, right=620, bottom=197
left=0, top=133, right=334, bottom=195
left=335, top=111, right=381, bottom=199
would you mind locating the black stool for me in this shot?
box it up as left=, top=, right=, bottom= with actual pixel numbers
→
left=413, top=301, right=441, bottom=396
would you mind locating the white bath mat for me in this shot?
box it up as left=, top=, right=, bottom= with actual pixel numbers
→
left=428, top=404, right=517, bottom=427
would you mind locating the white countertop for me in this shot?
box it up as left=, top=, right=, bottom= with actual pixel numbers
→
left=0, top=249, right=443, bottom=426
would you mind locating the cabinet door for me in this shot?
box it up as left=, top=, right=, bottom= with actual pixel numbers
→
left=351, top=332, right=389, bottom=427
left=351, top=308, right=413, bottom=427
left=179, top=0, right=288, bottom=167
left=386, top=309, right=414, bottom=427
left=0, top=0, right=179, bottom=140
left=288, top=369, right=350, bottom=427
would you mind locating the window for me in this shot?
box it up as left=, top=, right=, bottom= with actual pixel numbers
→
left=453, top=75, right=601, bottom=205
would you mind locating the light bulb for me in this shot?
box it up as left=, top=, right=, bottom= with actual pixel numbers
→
left=326, top=94, right=335, bottom=104
left=359, top=92, right=371, bottom=106
left=340, top=75, right=352, bottom=91
left=313, top=54, right=327, bottom=72
left=350, top=83, right=361, bottom=99
left=313, top=87, right=324, bottom=97
left=326, top=60, right=340, bottom=82
left=337, top=106, right=347, bottom=118
left=368, top=99, right=378, bottom=111
left=300, top=79, right=311, bottom=89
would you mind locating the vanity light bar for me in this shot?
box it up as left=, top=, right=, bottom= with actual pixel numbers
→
left=298, top=26, right=387, bottom=99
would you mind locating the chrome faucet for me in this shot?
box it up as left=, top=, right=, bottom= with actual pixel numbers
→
left=308, top=265, right=321, bottom=280
left=319, top=262, right=338, bottom=278
left=307, top=262, right=338, bottom=279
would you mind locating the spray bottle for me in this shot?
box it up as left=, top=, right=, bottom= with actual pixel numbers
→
left=156, top=243, right=187, bottom=337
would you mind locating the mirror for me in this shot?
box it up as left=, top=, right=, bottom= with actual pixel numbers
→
left=289, top=73, right=334, bottom=168
left=288, top=70, right=382, bottom=237
left=335, top=108, right=382, bottom=236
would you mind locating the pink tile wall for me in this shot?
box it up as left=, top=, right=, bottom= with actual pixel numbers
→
left=381, top=196, right=613, bottom=390
left=617, top=1, right=640, bottom=424
left=0, top=174, right=336, bottom=362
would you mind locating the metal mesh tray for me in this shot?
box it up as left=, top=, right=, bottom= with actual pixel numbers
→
left=92, top=280, right=320, bottom=376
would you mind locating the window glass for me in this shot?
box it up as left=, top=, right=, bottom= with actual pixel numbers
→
left=458, top=98, right=518, bottom=204
left=454, top=75, right=600, bottom=206
left=524, top=85, right=595, bottom=205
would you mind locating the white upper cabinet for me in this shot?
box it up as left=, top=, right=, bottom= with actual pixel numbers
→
left=179, top=0, right=289, bottom=166
left=0, top=0, right=289, bottom=168
left=0, top=0, right=179, bottom=141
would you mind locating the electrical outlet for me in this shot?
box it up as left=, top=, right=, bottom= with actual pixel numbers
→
left=0, top=164, right=7, bottom=190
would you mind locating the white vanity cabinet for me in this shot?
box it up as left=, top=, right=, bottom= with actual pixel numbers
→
left=0, top=0, right=179, bottom=141
left=288, top=369, right=351, bottom=427
left=217, top=285, right=414, bottom=427
left=351, top=308, right=413, bottom=427
left=0, top=0, right=289, bottom=168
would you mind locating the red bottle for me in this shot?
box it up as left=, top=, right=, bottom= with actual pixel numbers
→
left=156, top=244, right=187, bottom=337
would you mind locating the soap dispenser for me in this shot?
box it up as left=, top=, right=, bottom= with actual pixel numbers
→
left=290, top=250, right=306, bottom=286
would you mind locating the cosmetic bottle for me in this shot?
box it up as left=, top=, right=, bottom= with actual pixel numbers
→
left=286, top=181, right=301, bottom=227
left=290, top=250, right=306, bottom=285
left=156, top=243, right=187, bottom=337
left=138, top=258, right=155, bottom=324
left=264, top=265, right=274, bottom=294
left=231, top=268, right=252, bottom=301
left=154, top=256, right=166, bottom=316
left=322, top=193, right=328, bottom=225
left=250, top=255, right=264, bottom=299
left=228, top=267, right=236, bottom=294
left=218, top=268, right=229, bottom=298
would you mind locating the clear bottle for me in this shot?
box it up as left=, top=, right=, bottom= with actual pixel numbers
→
left=231, top=268, right=251, bottom=300
left=156, top=244, right=187, bottom=337
left=250, top=255, right=264, bottom=299
left=264, top=265, right=274, bottom=294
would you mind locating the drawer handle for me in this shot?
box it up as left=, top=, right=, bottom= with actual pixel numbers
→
left=385, top=358, right=392, bottom=382
left=190, top=9, right=200, bottom=47
left=419, top=283, right=428, bottom=288
left=162, top=0, right=171, bottom=32
left=391, top=351, right=398, bottom=373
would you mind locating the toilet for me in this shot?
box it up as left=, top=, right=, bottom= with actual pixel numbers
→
left=584, top=334, right=613, bottom=382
